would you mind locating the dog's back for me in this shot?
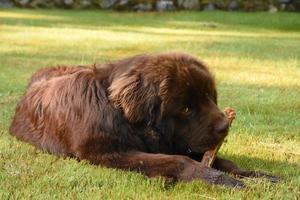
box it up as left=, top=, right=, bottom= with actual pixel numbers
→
left=9, top=66, right=89, bottom=156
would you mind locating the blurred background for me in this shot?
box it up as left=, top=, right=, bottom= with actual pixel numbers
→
left=1, top=0, right=300, bottom=12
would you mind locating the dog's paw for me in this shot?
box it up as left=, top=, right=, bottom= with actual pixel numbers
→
left=201, top=166, right=245, bottom=189
left=239, top=170, right=280, bottom=183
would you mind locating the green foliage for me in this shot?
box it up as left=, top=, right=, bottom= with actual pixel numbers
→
left=0, top=9, right=300, bottom=199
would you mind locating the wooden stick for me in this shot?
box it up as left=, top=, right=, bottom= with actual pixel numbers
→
left=201, top=143, right=223, bottom=167
left=201, top=108, right=236, bottom=167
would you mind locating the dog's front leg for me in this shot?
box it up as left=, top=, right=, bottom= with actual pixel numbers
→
left=81, top=151, right=245, bottom=188
left=213, top=157, right=279, bottom=183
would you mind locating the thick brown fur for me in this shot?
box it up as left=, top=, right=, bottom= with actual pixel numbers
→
left=10, top=52, right=277, bottom=187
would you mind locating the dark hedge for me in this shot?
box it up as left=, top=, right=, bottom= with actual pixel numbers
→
left=1, top=0, right=299, bottom=12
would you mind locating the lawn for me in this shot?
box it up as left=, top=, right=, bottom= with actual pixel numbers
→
left=0, top=9, right=299, bottom=200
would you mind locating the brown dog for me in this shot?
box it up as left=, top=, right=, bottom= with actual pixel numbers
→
left=9, top=52, right=277, bottom=187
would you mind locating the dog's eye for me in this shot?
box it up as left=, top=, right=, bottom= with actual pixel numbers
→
left=181, top=107, right=192, bottom=115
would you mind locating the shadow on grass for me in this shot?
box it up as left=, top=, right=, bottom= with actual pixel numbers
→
left=218, top=153, right=299, bottom=179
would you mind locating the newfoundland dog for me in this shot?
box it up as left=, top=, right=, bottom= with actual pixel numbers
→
left=10, top=52, right=277, bottom=188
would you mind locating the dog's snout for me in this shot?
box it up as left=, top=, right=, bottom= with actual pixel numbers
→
left=215, top=120, right=229, bottom=134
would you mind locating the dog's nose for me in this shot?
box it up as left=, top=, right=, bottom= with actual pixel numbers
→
left=215, top=120, right=229, bottom=134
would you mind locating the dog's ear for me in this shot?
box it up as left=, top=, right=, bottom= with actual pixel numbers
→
left=109, top=72, right=161, bottom=124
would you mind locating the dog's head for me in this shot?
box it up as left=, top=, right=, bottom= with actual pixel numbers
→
left=109, top=53, right=229, bottom=154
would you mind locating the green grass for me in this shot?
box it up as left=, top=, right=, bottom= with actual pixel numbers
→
left=0, top=9, right=300, bottom=200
